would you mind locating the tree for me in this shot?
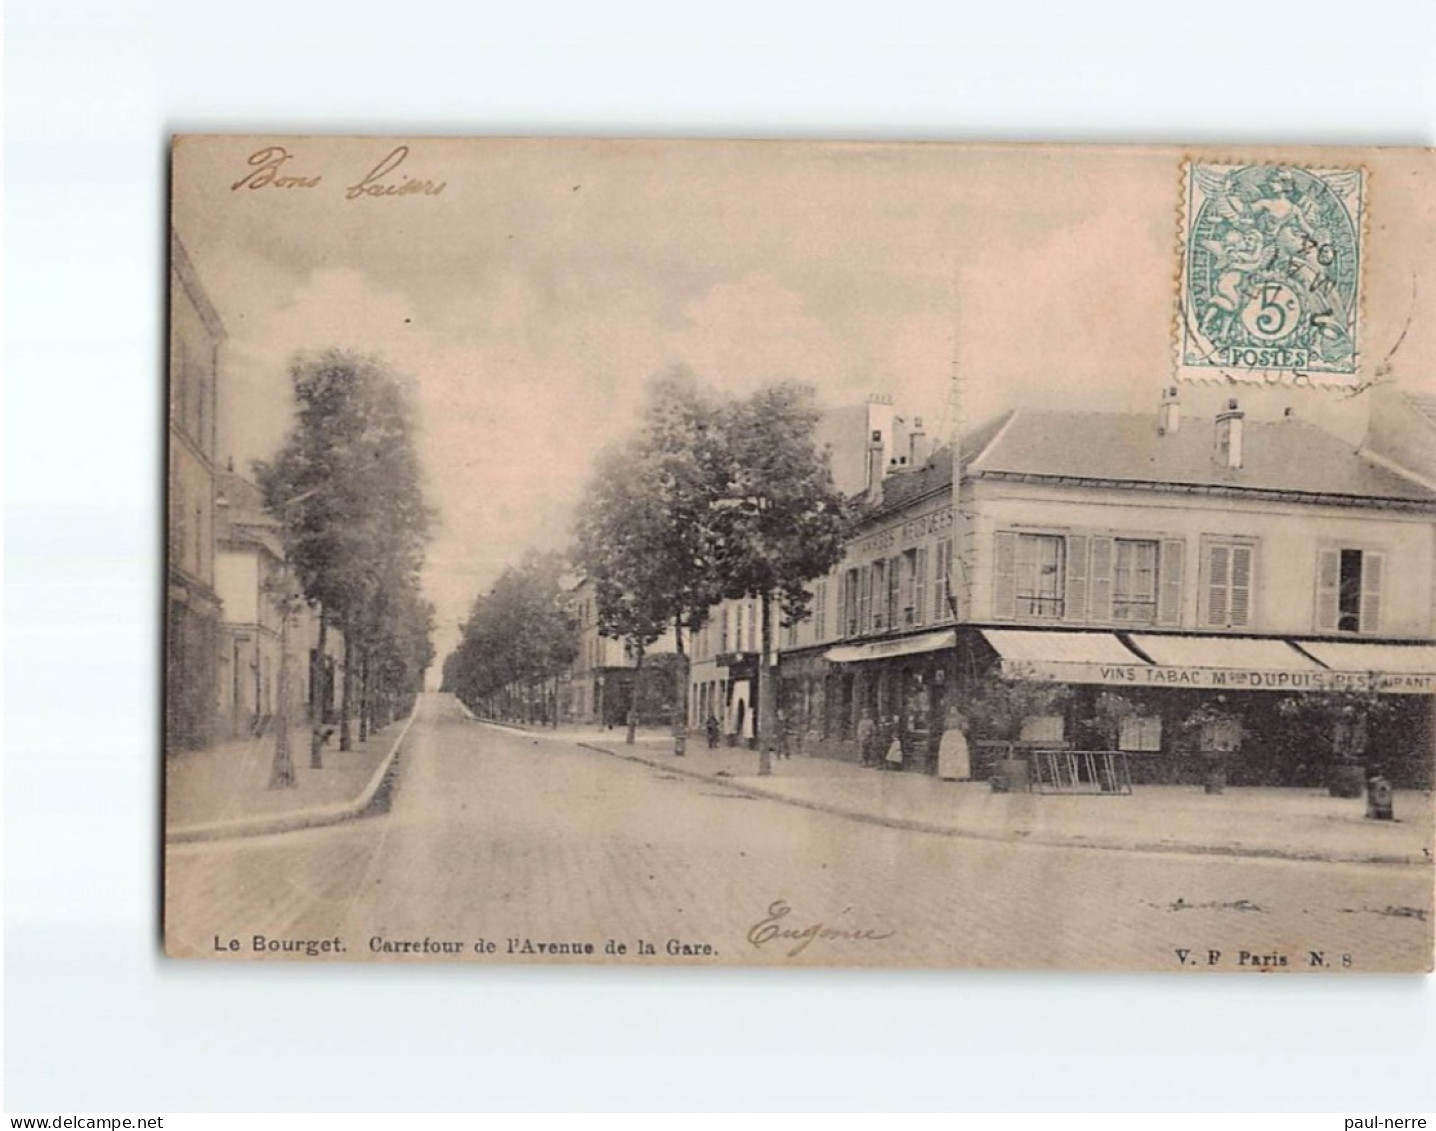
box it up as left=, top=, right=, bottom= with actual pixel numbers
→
left=573, top=370, right=729, bottom=747
left=448, top=553, right=578, bottom=721
left=255, top=349, right=431, bottom=771
left=710, top=383, right=848, bottom=775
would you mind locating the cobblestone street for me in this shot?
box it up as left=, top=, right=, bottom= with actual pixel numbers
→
left=166, top=694, right=1433, bottom=970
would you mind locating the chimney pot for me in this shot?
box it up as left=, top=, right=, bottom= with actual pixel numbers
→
left=1215, top=399, right=1245, bottom=469
left=1158, top=386, right=1181, bottom=435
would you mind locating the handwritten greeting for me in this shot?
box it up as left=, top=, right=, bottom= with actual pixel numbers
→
left=229, top=145, right=446, bottom=200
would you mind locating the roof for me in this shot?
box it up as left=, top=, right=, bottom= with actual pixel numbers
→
left=854, top=412, right=1014, bottom=520
left=969, top=409, right=1436, bottom=506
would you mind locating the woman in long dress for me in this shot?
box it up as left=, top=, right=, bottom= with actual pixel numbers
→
left=937, top=705, right=971, bottom=781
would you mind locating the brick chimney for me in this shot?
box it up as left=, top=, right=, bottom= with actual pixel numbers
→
left=1215, top=398, right=1244, bottom=469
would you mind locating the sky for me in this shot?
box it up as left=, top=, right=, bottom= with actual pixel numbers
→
left=171, top=138, right=1436, bottom=663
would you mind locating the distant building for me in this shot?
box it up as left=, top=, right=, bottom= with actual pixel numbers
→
left=563, top=576, right=678, bottom=728
left=166, top=233, right=225, bottom=750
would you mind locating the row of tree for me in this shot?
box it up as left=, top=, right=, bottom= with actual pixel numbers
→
left=257, top=350, right=436, bottom=785
left=442, top=552, right=578, bottom=723
left=446, top=369, right=849, bottom=774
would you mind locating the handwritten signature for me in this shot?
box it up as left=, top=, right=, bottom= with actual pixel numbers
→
left=229, top=145, right=445, bottom=200
left=746, top=899, right=896, bottom=958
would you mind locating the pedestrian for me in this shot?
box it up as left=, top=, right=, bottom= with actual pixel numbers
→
left=855, top=710, right=876, bottom=767
left=937, top=705, right=971, bottom=781
left=884, top=714, right=905, bottom=770
left=705, top=712, right=720, bottom=749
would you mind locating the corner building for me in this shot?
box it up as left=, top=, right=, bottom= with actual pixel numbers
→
left=781, top=397, right=1436, bottom=786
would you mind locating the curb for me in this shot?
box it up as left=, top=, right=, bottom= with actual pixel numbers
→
left=574, top=741, right=1429, bottom=869
left=166, top=708, right=419, bottom=845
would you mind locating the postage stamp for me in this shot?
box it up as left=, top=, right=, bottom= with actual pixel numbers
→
left=1180, top=162, right=1364, bottom=377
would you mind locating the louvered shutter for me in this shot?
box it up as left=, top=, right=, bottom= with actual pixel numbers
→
left=1315, top=549, right=1340, bottom=632
left=1064, top=534, right=1090, bottom=623
left=1229, top=546, right=1253, bottom=627
left=1360, top=552, right=1383, bottom=634
left=857, top=566, right=870, bottom=636
left=1088, top=536, right=1115, bottom=622
left=1158, top=539, right=1185, bottom=626
left=993, top=532, right=1018, bottom=620
left=836, top=573, right=848, bottom=638
left=914, top=547, right=927, bottom=627
left=1207, top=545, right=1230, bottom=626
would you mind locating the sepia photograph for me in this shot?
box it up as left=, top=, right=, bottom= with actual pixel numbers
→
left=163, top=136, right=1435, bottom=971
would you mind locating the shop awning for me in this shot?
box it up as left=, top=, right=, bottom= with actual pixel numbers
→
left=1128, top=634, right=1322, bottom=672
left=983, top=630, right=1141, bottom=667
left=1294, top=640, right=1436, bottom=694
left=824, top=629, right=956, bottom=665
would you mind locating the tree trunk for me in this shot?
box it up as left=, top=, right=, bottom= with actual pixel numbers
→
left=267, top=605, right=296, bottom=789
left=309, top=607, right=327, bottom=769
left=340, top=629, right=354, bottom=751
left=359, top=648, right=371, bottom=743
left=627, top=647, right=643, bottom=745
left=672, top=616, right=688, bottom=756
left=758, top=591, right=775, bottom=777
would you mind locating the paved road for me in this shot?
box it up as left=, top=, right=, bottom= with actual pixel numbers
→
left=166, top=694, right=1433, bottom=970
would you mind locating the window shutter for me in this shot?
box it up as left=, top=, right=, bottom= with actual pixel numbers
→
left=1158, top=539, right=1185, bottom=626
left=914, top=547, right=927, bottom=627
left=836, top=574, right=848, bottom=638
left=993, top=532, right=1018, bottom=620
left=1315, top=548, right=1340, bottom=632
left=1229, top=545, right=1253, bottom=627
left=1207, top=545, right=1230, bottom=626
left=1064, top=534, right=1089, bottom=622
left=857, top=565, right=870, bottom=634
left=1360, top=551, right=1383, bottom=634
left=1088, top=536, right=1114, bottom=622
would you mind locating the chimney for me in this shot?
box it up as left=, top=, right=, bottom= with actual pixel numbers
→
left=909, top=416, right=929, bottom=465
left=1215, top=398, right=1244, bottom=469
left=1157, top=386, right=1181, bottom=435
left=866, top=429, right=884, bottom=503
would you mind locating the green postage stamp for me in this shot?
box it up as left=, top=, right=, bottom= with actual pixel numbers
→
left=1181, top=162, right=1364, bottom=378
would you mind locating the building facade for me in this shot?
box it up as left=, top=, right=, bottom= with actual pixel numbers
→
left=166, top=232, right=225, bottom=751
left=773, top=393, right=1436, bottom=786
left=563, top=577, right=679, bottom=727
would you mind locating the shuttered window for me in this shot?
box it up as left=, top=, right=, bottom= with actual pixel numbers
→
left=912, top=548, right=927, bottom=627
left=1316, top=547, right=1384, bottom=634
left=1204, top=541, right=1255, bottom=628
left=934, top=539, right=952, bottom=622
left=993, top=530, right=1186, bottom=626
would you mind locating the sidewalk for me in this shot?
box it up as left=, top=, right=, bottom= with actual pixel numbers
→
left=166, top=715, right=412, bottom=842
left=501, top=722, right=1434, bottom=866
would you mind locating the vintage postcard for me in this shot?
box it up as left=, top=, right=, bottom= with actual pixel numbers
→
left=164, top=137, right=1435, bottom=970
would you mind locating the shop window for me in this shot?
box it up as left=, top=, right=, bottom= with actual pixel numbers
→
left=1020, top=714, right=1065, bottom=745
left=1316, top=548, right=1383, bottom=635
left=1202, top=540, right=1255, bottom=629
left=1118, top=714, right=1162, bottom=752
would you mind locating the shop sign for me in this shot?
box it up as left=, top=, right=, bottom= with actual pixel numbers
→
left=1008, top=660, right=1434, bottom=695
